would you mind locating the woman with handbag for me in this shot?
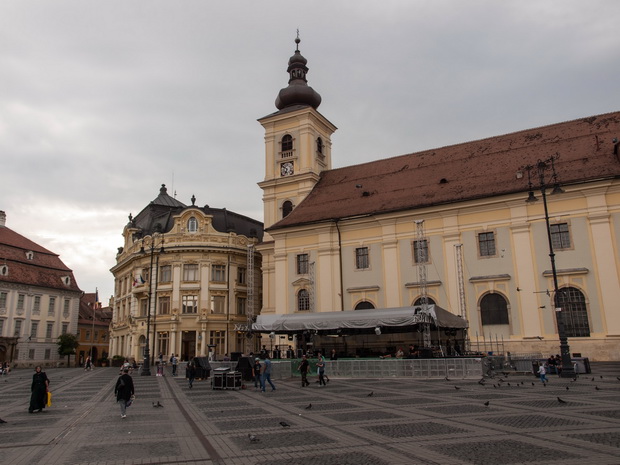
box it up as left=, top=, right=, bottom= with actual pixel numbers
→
left=29, top=366, right=49, bottom=413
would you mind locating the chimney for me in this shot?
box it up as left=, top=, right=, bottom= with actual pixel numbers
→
left=0, top=211, right=5, bottom=227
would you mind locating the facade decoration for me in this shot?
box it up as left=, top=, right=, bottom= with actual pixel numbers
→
left=109, top=185, right=263, bottom=363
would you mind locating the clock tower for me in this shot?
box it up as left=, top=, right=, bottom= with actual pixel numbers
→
left=258, top=35, right=337, bottom=234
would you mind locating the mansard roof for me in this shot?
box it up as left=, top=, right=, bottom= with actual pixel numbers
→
left=269, top=111, right=620, bottom=230
left=0, top=225, right=81, bottom=292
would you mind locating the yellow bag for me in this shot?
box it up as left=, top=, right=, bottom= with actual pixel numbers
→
left=46, top=391, right=52, bottom=407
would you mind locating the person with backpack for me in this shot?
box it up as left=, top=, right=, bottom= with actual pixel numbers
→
left=114, top=368, right=135, bottom=419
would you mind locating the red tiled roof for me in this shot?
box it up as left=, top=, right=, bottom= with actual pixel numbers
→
left=270, top=111, right=620, bottom=230
left=0, top=226, right=81, bottom=292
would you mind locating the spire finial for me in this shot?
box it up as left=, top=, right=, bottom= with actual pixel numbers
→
left=295, top=29, right=300, bottom=51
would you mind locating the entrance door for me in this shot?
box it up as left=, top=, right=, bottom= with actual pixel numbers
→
left=181, top=331, right=196, bottom=361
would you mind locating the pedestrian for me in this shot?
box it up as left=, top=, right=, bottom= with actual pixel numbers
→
left=29, top=366, right=49, bottom=413
left=253, top=357, right=263, bottom=391
left=298, top=355, right=310, bottom=387
left=538, top=362, right=548, bottom=384
left=170, top=354, right=178, bottom=376
left=260, top=354, right=276, bottom=392
left=330, top=349, right=337, bottom=361
left=317, top=352, right=327, bottom=386
left=115, top=368, right=135, bottom=419
left=84, top=356, right=92, bottom=371
left=187, top=357, right=196, bottom=389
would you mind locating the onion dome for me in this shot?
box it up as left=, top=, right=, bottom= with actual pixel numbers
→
left=275, top=34, right=322, bottom=110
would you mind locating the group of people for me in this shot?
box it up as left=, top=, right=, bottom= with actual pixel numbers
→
left=252, top=354, right=276, bottom=392
left=296, top=351, right=330, bottom=388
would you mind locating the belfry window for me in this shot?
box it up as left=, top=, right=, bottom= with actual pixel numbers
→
left=282, top=135, right=293, bottom=152
left=282, top=201, right=293, bottom=218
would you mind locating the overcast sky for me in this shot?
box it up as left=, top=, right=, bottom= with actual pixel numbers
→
left=1, top=1, right=619, bottom=303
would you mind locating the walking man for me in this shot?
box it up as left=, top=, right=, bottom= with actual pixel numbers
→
left=261, top=354, right=276, bottom=392
left=171, top=354, right=178, bottom=377
left=115, top=368, right=135, bottom=419
left=298, top=355, right=310, bottom=387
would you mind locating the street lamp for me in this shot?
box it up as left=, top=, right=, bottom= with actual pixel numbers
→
left=140, top=233, right=164, bottom=376
left=524, top=154, right=575, bottom=378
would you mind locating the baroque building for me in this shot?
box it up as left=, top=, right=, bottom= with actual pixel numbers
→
left=256, top=38, right=620, bottom=360
left=109, top=185, right=263, bottom=362
left=0, top=211, right=82, bottom=367
left=77, top=292, right=112, bottom=366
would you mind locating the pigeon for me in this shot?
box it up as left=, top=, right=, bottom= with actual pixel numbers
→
left=367, top=391, right=374, bottom=397
left=493, top=384, right=497, bottom=389
left=478, top=379, right=486, bottom=386
left=279, top=421, right=290, bottom=427
left=595, top=386, right=601, bottom=391
left=507, top=383, right=511, bottom=386
left=0, top=418, right=6, bottom=423
left=248, top=434, right=259, bottom=442
left=152, top=402, right=158, bottom=408
left=454, top=386, right=460, bottom=390
left=616, top=377, right=620, bottom=381
left=304, top=403, right=312, bottom=410
left=445, top=376, right=451, bottom=381
left=484, top=401, right=490, bottom=407
left=591, top=377, right=595, bottom=382
left=531, top=382, right=535, bottom=386
left=557, top=397, right=567, bottom=404
left=566, top=386, right=569, bottom=391
left=156, top=401, right=163, bottom=408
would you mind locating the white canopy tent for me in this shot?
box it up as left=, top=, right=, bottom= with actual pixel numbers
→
left=252, top=305, right=468, bottom=333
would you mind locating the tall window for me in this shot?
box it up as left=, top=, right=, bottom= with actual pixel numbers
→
left=296, top=254, right=309, bottom=274
left=31, top=321, right=38, bottom=338
left=48, top=296, right=56, bottom=315
left=209, top=330, right=226, bottom=354
left=14, top=320, right=22, bottom=337
left=46, top=323, right=54, bottom=338
left=0, top=292, right=7, bottom=309
left=282, top=200, right=293, bottom=218
left=158, top=296, right=170, bottom=315
left=237, top=267, right=247, bottom=285
left=61, top=323, right=68, bottom=334
left=159, top=265, right=172, bottom=283
left=478, top=232, right=496, bottom=257
left=29, top=349, right=35, bottom=360
left=212, top=265, right=226, bottom=282
left=550, top=223, right=571, bottom=249
left=157, top=332, right=169, bottom=356
left=183, top=264, right=199, bottom=281
left=556, top=287, right=590, bottom=337
left=0, top=319, right=4, bottom=336
left=480, top=293, right=509, bottom=325
left=281, top=134, right=293, bottom=152
left=413, top=240, right=429, bottom=263
left=63, top=299, right=70, bottom=313
left=236, top=297, right=246, bottom=315
left=17, top=294, right=25, bottom=310
left=211, top=295, right=226, bottom=314
left=182, top=295, right=198, bottom=314
left=33, top=295, right=41, bottom=314
left=140, top=298, right=148, bottom=316
left=355, top=247, right=369, bottom=269
left=188, top=217, right=198, bottom=232
left=298, top=289, right=310, bottom=311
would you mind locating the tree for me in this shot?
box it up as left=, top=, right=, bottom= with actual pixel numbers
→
left=57, top=333, right=79, bottom=367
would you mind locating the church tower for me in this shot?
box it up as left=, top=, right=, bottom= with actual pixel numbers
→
left=258, top=35, right=337, bottom=235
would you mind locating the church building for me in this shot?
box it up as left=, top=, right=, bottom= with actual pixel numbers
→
left=256, top=37, right=620, bottom=361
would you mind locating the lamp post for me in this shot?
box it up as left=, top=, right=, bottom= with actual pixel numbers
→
left=140, top=233, right=164, bottom=376
left=524, top=154, right=575, bottom=378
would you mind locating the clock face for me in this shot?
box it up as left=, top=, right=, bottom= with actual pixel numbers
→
left=280, top=162, right=294, bottom=176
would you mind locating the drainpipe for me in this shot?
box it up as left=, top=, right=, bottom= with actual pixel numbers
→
left=335, top=219, right=344, bottom=311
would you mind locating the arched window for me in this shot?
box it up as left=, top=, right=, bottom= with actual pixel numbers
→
left=188, top=217, right=198, bottom=232
left=282, top=200, right=293, bottom=218
left=316, top=137, right=323, bottom=155
left=355, top=301, right=375, bottom=310
left=555, top=287, right=590, bottom=337
left=480, top=293, right=509, bottom=325
left=298, top=289, right=310, bottom=311
left=282, top=134, right=293, bottom=152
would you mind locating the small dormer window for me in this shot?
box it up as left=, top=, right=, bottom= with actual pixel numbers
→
left=0, top=265, right=7, bottom=276
left=188, top=217, right=198, bottom=232
left=26, top=251, right=34, bottom=260
left=62, top=276, right=71, bottom=286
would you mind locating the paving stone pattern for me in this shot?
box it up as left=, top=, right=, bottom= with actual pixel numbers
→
left=0, top=364, right=619, bottom=464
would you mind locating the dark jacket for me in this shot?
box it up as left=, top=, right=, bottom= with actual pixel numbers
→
left=114, top=373, right=135, bottom=401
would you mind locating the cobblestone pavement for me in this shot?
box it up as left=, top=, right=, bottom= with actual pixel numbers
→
left=1, top=363, right=619, bottom=465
